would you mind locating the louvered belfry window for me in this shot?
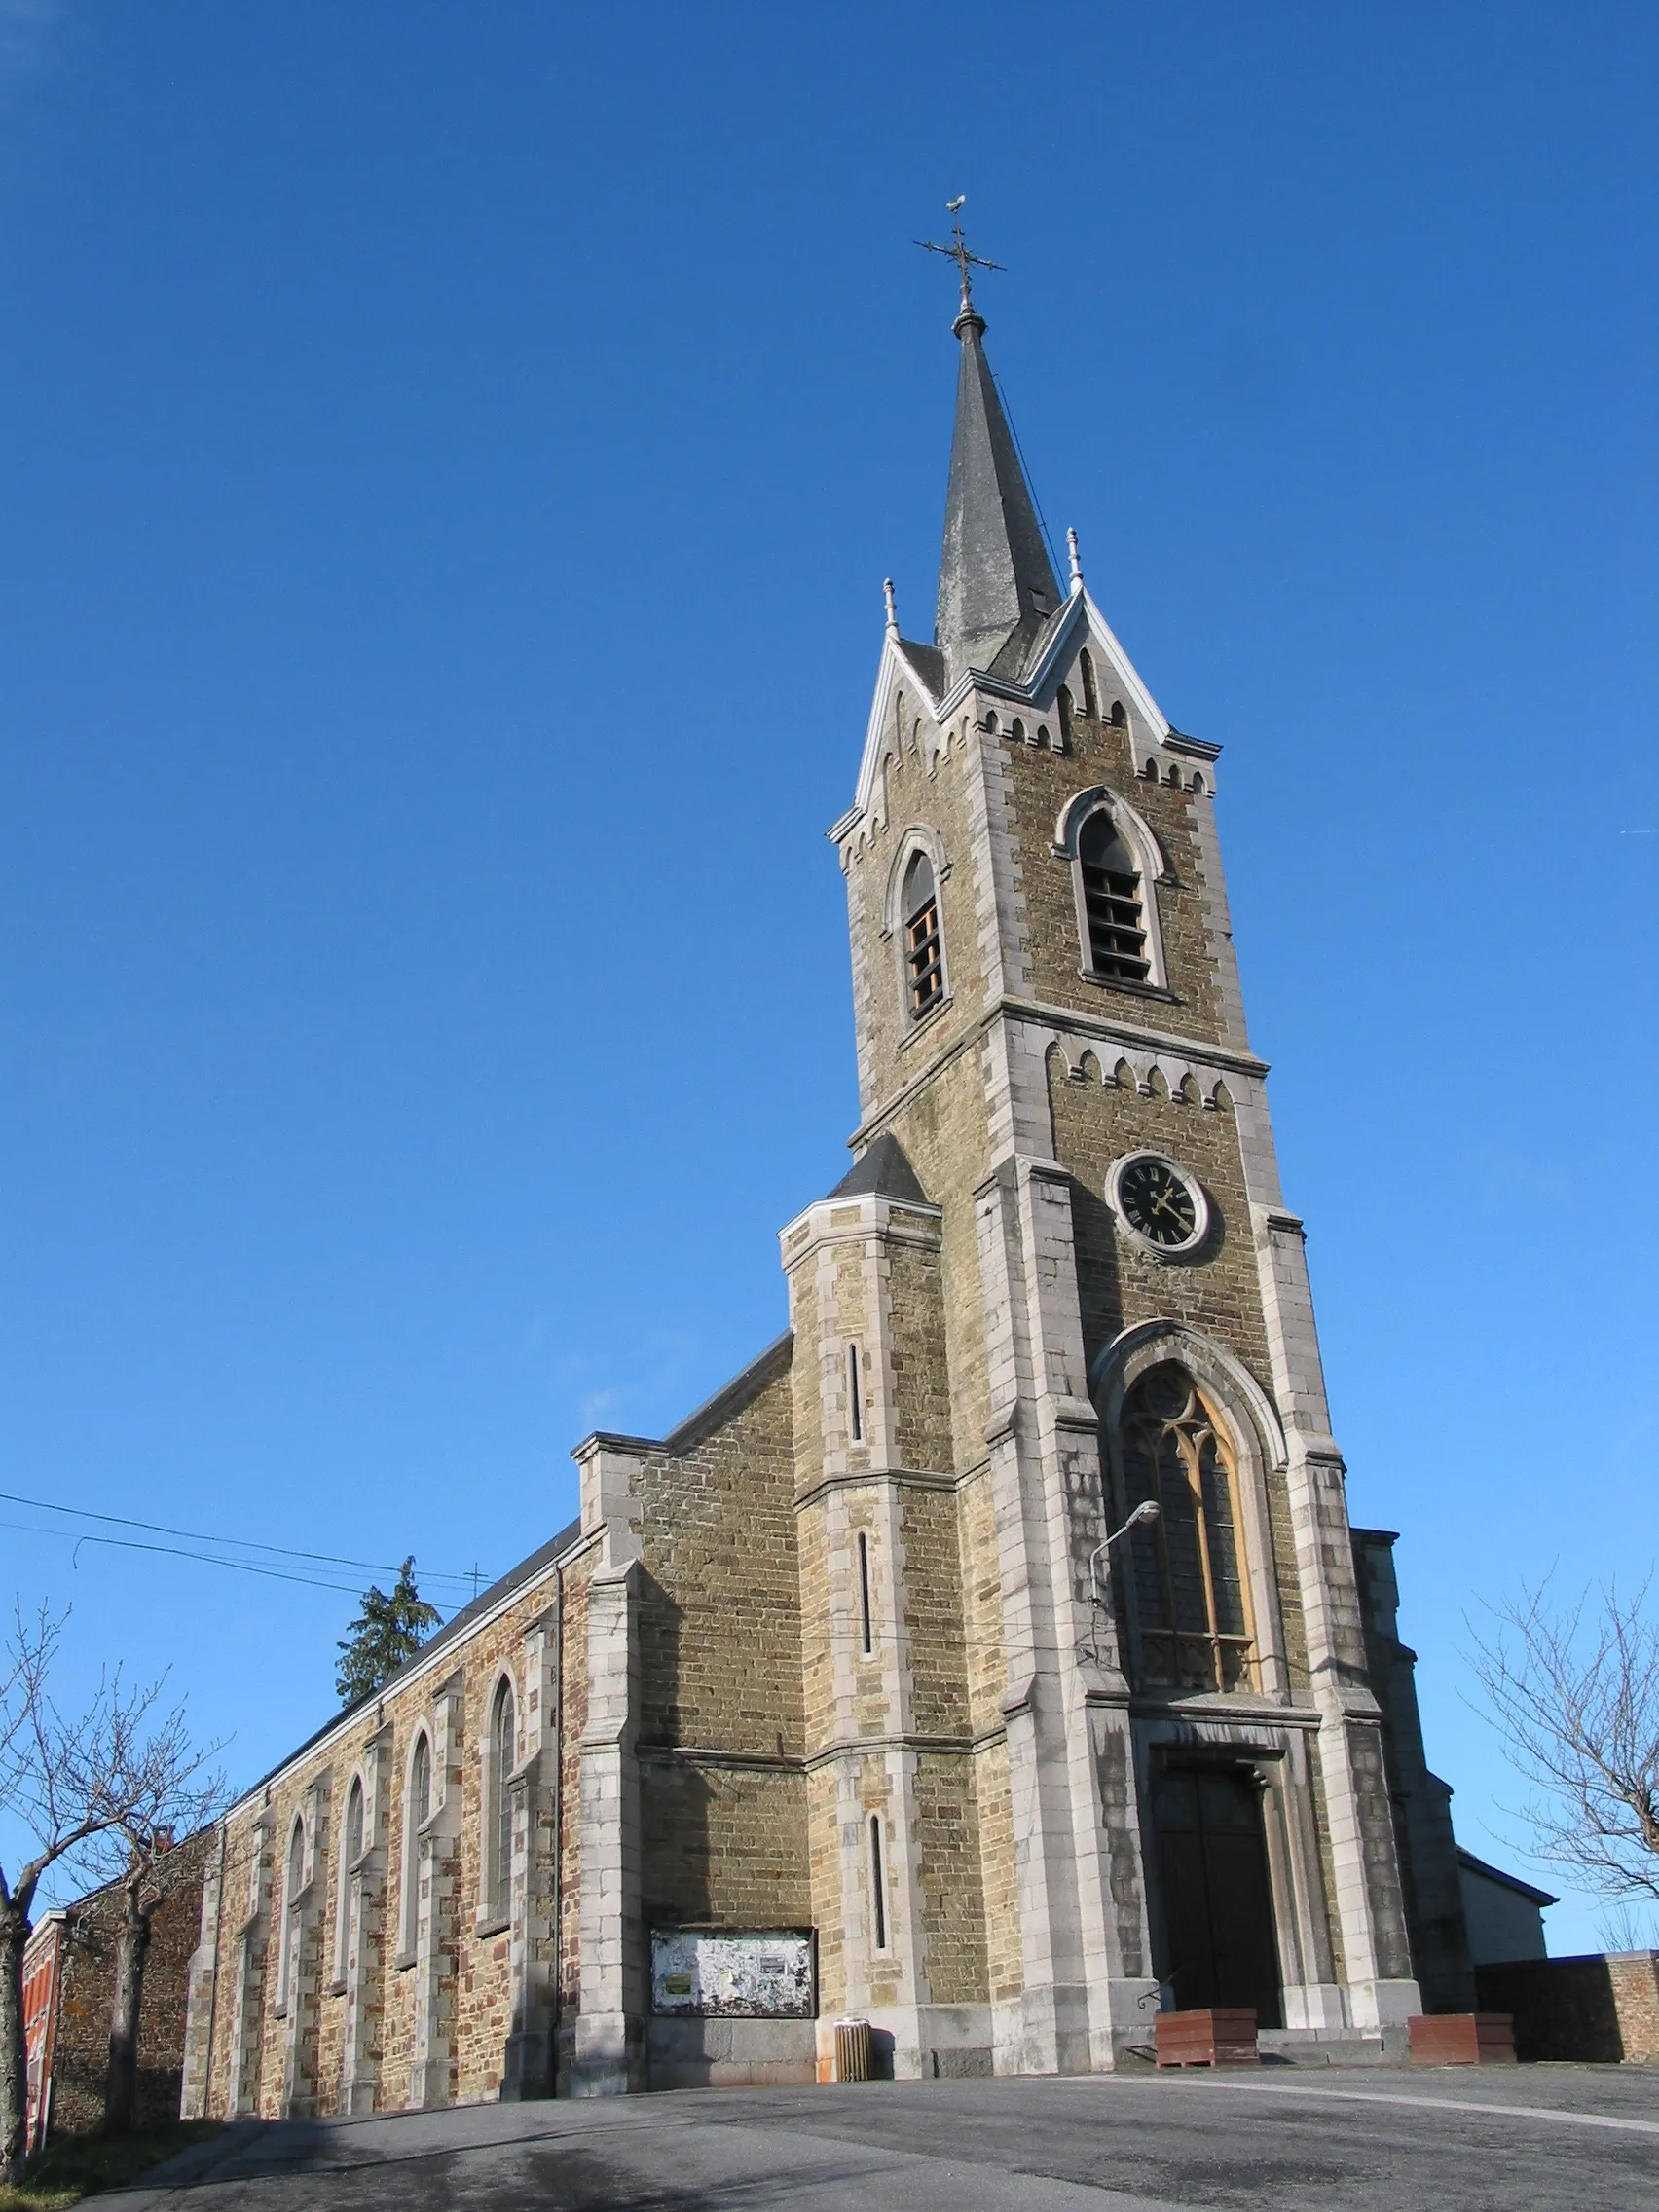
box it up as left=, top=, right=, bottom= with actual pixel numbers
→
left=1079, top=811, right=1150, bottom=982
left=1119, top=1365, right=1254, bottom=1693
left=902, top=850, right=944, bottom=1019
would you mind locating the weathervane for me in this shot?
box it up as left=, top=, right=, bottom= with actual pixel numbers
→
left=916, top=195, right=1004, bottom=321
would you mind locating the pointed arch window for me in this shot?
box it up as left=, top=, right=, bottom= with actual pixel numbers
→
left=276, top=1815, right=305, bottom=2010
left=335, top=1776, right=365, bottom=1982
left=486, top=1676, right=516, bottom=1923
left=901, top=850, right=944, bottom=1021
left=401, top=1730, right=431, bottom=1954
left=1079, top=648, right=1099, bottom=719
left=1078, top=810, right=1149, bottom=982
left=1119, top=1364, right=1254, bottom=1693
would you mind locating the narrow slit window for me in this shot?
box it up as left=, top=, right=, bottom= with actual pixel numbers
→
left=1078, top=812, right=1150, bottom=983
left=868, top=1815, right=888, bottom=1951
left=404, top=1730, right=431, bottom=1949
left=277, top=1816, right=304, bottom=2010
left=857, top=1530, right=874, bottom=1657
left=337, top=1777, right=365, bottom=1980
left=1079, top=648, right=1099, bottom=719
left=848, top=1344, right=862, bottom=1442
left=901, top=850, right=943, bottom=1021
left=489, top=1677, right=515, bottom=1922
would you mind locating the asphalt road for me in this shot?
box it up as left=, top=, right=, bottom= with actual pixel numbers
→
left=123, top=2068, right=1659, bottom=2212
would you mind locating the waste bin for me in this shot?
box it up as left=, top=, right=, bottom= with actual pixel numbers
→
left=833, top=2018, right=873, bottom=2082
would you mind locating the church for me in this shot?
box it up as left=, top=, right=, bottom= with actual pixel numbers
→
left=179, top=255, right=1476, bottom=2116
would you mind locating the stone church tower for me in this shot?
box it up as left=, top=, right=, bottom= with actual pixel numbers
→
left=181, top=282, right=1469, bottom=2120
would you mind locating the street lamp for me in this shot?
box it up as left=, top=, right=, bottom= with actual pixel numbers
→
left=1088, top=1499, right=1161, bottom=1607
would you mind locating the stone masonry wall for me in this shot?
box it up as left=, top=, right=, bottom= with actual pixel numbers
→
left=1478, top=1951, right=1659, bottom=2063
left=1046, top=1054, right=1312, bottom=1701
left=1000, top=686, right=1231, bottom=1044
left=636, top=1359, right=803, bottom=1755
left=38, top=1832, right=212, bottom=2137
left=633, top=1357, right=812, bottom=1938
left=887, top=1052, right=996, bottom=1477
left=199, top=1551, right=581, bottom=2121
left=845, top=688, right=993, bottom=1127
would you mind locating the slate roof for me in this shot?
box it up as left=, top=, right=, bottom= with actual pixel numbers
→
left=828, top=1131, right=934, bottom=1207
left=893, top=636, right=948, bottom=703
left=233, top=1514, right=581, bottom=1810
left=934, top=308, right=1061, bottom=691
left=1456, top=1846, right=1559, bottom=1907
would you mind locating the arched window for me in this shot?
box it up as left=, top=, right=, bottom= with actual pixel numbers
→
left=345, top=1776, right=364, bottom=1869
left=1110, top=699, right=1128, bottom=728
left=1078, top=811, right=1150, bottom=982
left=901, top=849, right=944, bottom=1021
left=1119, top=1365, right=1253, bottom=1692
left=276, top=1815, right=305, bottom=2009
left=487, top=1677, right=515, bottom=1922
left=336, top=1776, right=365, bottom=1980
left=403, top=1731, right=431, bottom=1949
left=1055, top=685, right=1073, bottom=748
left=1079, top=648, right=1099, bottom=719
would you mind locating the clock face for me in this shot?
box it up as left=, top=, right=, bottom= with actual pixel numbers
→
left=1113, top=1153, right=1204, bottom=1254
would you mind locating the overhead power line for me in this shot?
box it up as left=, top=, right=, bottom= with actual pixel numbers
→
left=0, top=1488, right=488, bottom=1600
left=0, top=1518, right=385, bottom=1600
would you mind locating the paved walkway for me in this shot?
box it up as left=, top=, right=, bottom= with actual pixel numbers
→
left=121, top=2068, right=1659, bottom=2211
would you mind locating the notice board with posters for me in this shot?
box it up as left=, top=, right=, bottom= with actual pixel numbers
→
left=649, top=1928, right=816, bottom=2018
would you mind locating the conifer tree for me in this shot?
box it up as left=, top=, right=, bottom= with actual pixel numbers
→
left=335, top=1558, right=441, bottom=1705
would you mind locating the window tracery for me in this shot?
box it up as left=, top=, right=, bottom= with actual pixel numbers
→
left=1119, top=1364, right=1254, bottom=1692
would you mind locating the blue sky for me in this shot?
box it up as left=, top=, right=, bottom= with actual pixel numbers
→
left=1, top=3, right=1654, bottom=1953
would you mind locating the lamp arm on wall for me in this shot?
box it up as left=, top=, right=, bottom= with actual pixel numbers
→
left=1088, top=1499, right=1161, bottom=1607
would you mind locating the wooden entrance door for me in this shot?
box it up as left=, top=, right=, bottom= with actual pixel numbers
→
left=1152, top=1765, right=1282, bottom=2027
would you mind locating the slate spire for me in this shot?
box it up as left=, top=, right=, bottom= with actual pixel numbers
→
left=934, top=302, right=1060, bottom=687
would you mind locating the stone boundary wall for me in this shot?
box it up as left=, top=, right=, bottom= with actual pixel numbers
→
left=32, top=1832, right=213, bottom=2136
left=1476, top=1951, right=1659, bottom=2063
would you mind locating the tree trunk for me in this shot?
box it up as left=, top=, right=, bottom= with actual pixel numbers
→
left=104, top=1880, right=154, bottom=2136
left=0, top=1902, right=30, bottom=2188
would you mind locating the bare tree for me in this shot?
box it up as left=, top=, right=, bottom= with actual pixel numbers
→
left=88, top=1773, right=226, bottom=2135
left=0, top=1604, right=223, bottom=2183
left=1468, top=1578, right=1659, bottom=1903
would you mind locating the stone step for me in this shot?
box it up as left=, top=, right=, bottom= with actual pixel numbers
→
left=1257, top=2029, right=1411, bottom=2068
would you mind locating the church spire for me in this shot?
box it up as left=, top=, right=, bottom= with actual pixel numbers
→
left=929, top=276, right=1059, bottom=686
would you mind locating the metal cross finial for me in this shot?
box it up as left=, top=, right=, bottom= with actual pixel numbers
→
left=916, top=196, right=1004, bottom=320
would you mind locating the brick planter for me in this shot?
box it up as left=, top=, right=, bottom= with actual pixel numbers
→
left=1408, top=2013, right=1516, bottom=2066
left=1155, top=2009, right=1260, bottom=2068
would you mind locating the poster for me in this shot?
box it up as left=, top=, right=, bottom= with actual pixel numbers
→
left=649, top=1928, right=816, bottom=2018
